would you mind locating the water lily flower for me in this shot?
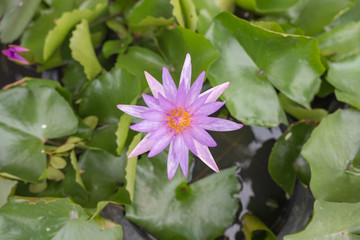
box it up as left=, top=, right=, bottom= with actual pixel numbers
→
left=117, top=54, right=243, bottom=180
left=1, top=45, right=30, bottom=65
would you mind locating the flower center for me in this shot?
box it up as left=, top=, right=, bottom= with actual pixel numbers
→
left=167, top=108, right=191, bottom=133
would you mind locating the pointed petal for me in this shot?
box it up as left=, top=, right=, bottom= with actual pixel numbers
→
left=176, top=79, right=187, bottom=108
left=143, top=110, right=167, bottom=122
left=130, top=120, right=164, bottom=132
left=189, top=126, right=217, bottom=147
left=158, top=93, right=175, bottom=112
left=117, top=105, right=149, bottom=118
left=188, top=92, right=210, bottom=114
left=194, top=139, right=219, bottom=172
left=148, top=131, right=175, bottom=157
left=179, top=53, right=191, bottom=92
left=162, top=67, right=177, bottom=102
left=145, top=71, right=165, bottom=98
left=148, top=125, right=171, bottom=140
left=181, top=131, right=197, bottom=156
left=187, top=71, right=205, bottom=106
left=200, top=82, right=229, bottom=103
left=128, top=133, right=154, bottom=158
left=168, top=140, right=179, bottom=180
left=142, top=93, right=160, bottom=109
left=193, top=117, right=244, bottom=131
left=10, top=45, right=29, bottom=52
left=194, top=101, right=225, bottom=116
left=173, top=135, right=189, bottom=178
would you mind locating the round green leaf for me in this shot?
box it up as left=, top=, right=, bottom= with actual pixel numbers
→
left=70, top=20, right=103, bottom=80
left=50, top=157, right=67, bottom=169
left=47, top=167, right=65, bottom=181
left=318, top=21, right=360, bottom=61
left=285, top=200, right=360, bottom=240
left=77, top=149, right=127, bottom=207
left=0, top=0, right=42, bottom=43
left=302, top=108, right=360, bottom=202
left=28, top=181, right=47, bottom=194
left=157, top=26, right=220, bottom=85
left=0, top=198, right=122, bottom=240
left=327, top=54, right=360, bottom=110
left=126, top=152, right=241, bottom=240
left=269, top=121, right=315, bottom=195
left=78, top=68, right=140, bottom=123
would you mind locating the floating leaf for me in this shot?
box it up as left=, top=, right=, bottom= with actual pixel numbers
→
left=278, top=93, right=328, bottom=122
left=0, top=87, right=78, bottom=182
left=82, top=116, right=99, bottom=130
left=158, top=26, right=220, bottom=84
left=55, top=144, right=75, bottom=153
left=126, top=151, right=241, bottom=240
left=78, top=149, right=127, bottom=207
left=0, top=198, right=123, bottom=239
left=43, top=1, right=107, bottom=60
left=47, top=167, right=65, bottom=181
left=302, top=109, right=360, bottom=202
left=0, top=0, right=42, bottom=43
left=0, top=177, right=17, bottom=208
left=269, top=121, right=315, bottom=195
left=70, top=20, right=103, bottom=80
left=28, top=181, right=47, bottom=194
left=50, top=157, right=67, bottom=169
left=318, top=21, right=360, bottom=61
left=327, top=54, right=360, bottom=109
left=86, top=124, right=118, bottom=155
left=61, top=61, right=88, bottom=96
left=235, top=0, right=298, bottom=13
left=285, top=200, right=360, bottom=240
left=78, top=68, right=140, bottom=124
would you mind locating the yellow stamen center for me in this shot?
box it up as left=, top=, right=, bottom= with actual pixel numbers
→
left=167, top=108, right=191, bottom=133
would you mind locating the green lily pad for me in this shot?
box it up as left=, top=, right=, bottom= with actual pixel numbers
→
left=269, top=121, right=315, bottom=195
left=157, top=26, right=220, bottom=85
left=0, top=0, right=42, bottom=43
left=0, top=177, right=17, bottom=208
left=327, top=54, right=360, bottom=109
left=0, top=87, right=78, bottom=182
left=126, top=152, right=241, bottom=240
left=331, top=0, right=360, bottom=27
left=78, top=68, right=140, bottom=124
left=0, top=198, right=123, bottom=239
left=302, top=108, right=360, bottom=202
left=285, top=200, right=360, bottom=240
left=61, top=61, right=88, bottom=97
left=318, top=21, right=360, bottom=61
left=70, top=20, right=103, bottom=80
left=77, top=149, right=127, bottom=207
left=86, top=124, right=118, bottom=155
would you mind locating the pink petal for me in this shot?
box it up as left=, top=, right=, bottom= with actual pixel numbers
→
left=130, top=120, right=164, bottom=132
left=192, top=117, right=244, bottom=131
left=193, top=101, right=225, bottom=116
left=144, top=71, right=165, bottom=98
left=179, top=53, right=191, bottom=92
left=148, top=125, right=171, bottom=140
left=142, top=93, right=160, bottom=109
left=117, top=105, right=149, bottom=118
left=143, top=110, right=167, bottom=122
left=187, top=71, right=205, bottom=106
left=162, top=67, right=177, bottom=102
left=168, top=139, right=180, bottom=180
left=189, top=126, right=217, bottom=147
left=128, top=133, right=154, bottom=158
left=181, top=131, right=197, bottom=156
left=188, top=92, right=210, bottom=114
left=158, top=93, right=175, bottom=112
left=200, top=82, right=229, bottom=103
left=176, top=80, right=187, bottom=108
left=173, top=135, right=189, bottom=178
left=10, top=45, right=29, bottom=52
left=194, top=139, right=219, bottom=172
left=148, top=131, right=175, bottom=157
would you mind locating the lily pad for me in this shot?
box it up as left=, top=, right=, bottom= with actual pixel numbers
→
left=126, top=152, right=241, bottom=240
left=269, top=121, right=314, bottom=195
left=0, top=87, right=78, bottom=182
left=0, top=198, right=122, bottom=240
left=0, top=177, right=17, bottom=208
left=302, top=108, right=360, bottom=202
left=78, top=68, right=140, bottom=124
left=327, top=54, right=360, bottom=110
left=285, top=200, right=360, bottom=240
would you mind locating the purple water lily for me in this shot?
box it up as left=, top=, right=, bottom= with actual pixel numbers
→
left=2, top=45, right=30, bottom=65
left=117, top=54, right=243, bottom=180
